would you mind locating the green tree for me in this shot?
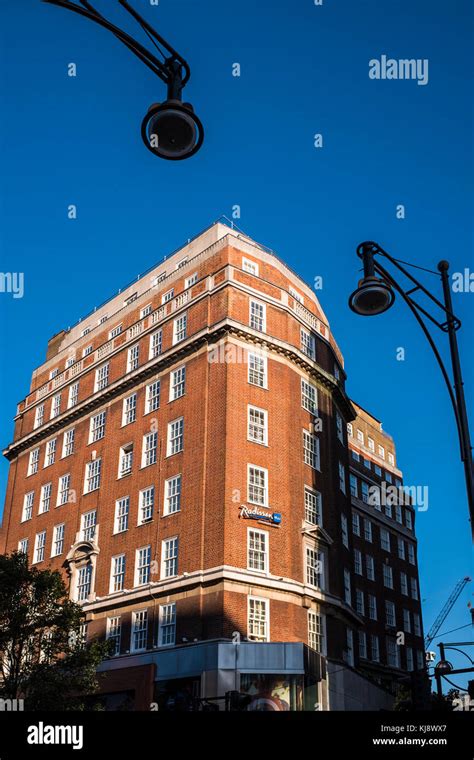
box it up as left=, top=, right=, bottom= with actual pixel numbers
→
left=0, top=551, right=110, bottom=710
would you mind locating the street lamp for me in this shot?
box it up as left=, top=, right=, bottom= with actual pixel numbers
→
left=349, top=241, right=474, bottom=537
left=43, top=0, right=204, bottom=160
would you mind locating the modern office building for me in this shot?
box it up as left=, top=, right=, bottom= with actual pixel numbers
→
left=0, top=220, right=425, bottom=710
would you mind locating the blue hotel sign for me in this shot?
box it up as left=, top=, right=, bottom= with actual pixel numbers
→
left=239, top=505, right=281, bottom=525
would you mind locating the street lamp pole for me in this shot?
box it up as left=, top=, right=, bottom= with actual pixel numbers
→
left=349, top=242, right=474, bottom=538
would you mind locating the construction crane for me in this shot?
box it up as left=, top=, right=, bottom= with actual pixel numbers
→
left=424, top=576, right=471, bottom=649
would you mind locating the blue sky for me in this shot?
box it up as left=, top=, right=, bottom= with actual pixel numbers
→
left=0, top=0, right=472, bottom=689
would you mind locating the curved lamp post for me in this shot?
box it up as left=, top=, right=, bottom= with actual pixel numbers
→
left=43, top=0, right=204, bottom=159
left=349, top=241, right=474, bottom=538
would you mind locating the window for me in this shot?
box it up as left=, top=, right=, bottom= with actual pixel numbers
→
left=81, top=327, right=91, bottom=337
left=334, top=363, right=340, bottom=380
left=356, top=430, right=364, bottom=444
left=352, top=512, right=360, bottom=536
left=81, top=510, right=97, bottom=542
left=400, top=572, right=408, bottom=596
left=149, top=329, right=162, bottom=359
left=386, top=637, right=400, bottom=668
left=141, top=304, right=152, bottom=318
left=173, top=314, right=187, bottom=344
left=406, top=646, right=414, bottom=672
left=366, top=555, right=375, bottom=581
left=356, top=589, right=365, bottom=616
left=248, top=597, right=269, bottom=642
left=303, top=430, right=320, bottom=470
left=114, top=497, right=129, bottom=534
left=34, top=404, right=44, bottom=429
left=51, top=394, right=61, bottom=419
left=341, top=514, right=349, bottom=548
left=350, top=474, right=358, bottom=498
left=176, top=256, right=188, bottom=269
left=39, top=483, right=52, bottom=514
left=142, top=431, right=158, bottom=466
left=410, top=578, right=419, bottom=600
left=385, top=472, right=392, bottom=484
left=380, top=528, right=391, bottom=552
left=338, top=462, right=346, bottom=493
left=395, top=504, right=403, bottom=524
left=306, top=547, right=324, bottom=589
left=164, top=475, right=181, bottom=515
left=413, top=613, right=421, bottom=637
left=76, top=565, right=92, bottom=602
left=22, top=492, right=34, bottom=522
left=124, top=292, right=137, bottom=306
left=18, top=538, right=29, bottom=555
left=122, top=394, right=137, bottom=425
left=242, top=257, right=259, bottom=276
left=167, top=418, right=184, bottom=456
left=139, top=486, right=154, bottom=524
left=135, top=546, right=151, bottom=586
left=83, top=345, right=93, bottom=357
left=304, top=487, right=322, bottom=526
left=378, top=445, right=385, bottom=459
left=109, top=324, right=122, bottom=339
left=300, top=328, right=315, bottom=360
left=248, top=406, right=268, bottom=445
left=343, top=568, right=351, bottom=605
left=385, top=601, right=396, bottom=627
left=248, top=352, right=267, bottom=388
left=371, top=635, right=380, bottom=662
left=398, top=538, right=406, bottom=560
left=247, top=465, right=268, bottom=507
left=383, top=564, right=393, bottom=589
left=354, top=549, right=362, bottom=575
left=185, top=272, right=198, bottom=288
left=388, top=452, right=395, bottom=466
left=118, top=443, right=133, bottom=478
left=162, top=288, right=174, bottom=304
left=347, top=423, right=353, bottom=437
left=106, top=617, right=121, bottom=656
left=368, top=594, right=377, bottom=620
left=57, top=474, right=70, bottom=506
left=84, top=459, right=101, bottom=493
left=146, top=380, right=161, bottom=413
left=403, top=609, right=411, bottom=633
left=131, top=610, right=148, bottom=652
left=351, top=450, right=360, bottom=462
left=62, top=429, right=75, bottom=458
left=368, top=437, right=375, bottom=452
left=34, top=531, right=46, bottom=564
left=158, top=603, right=176, bottom=646
left=95, top=363, right=109, bottom=391
left=405, top=510, right=413, bottom=530
left=28, top=448, right=40, bottom=476
left=336, top=412, right=344, bottom=443
left=67, top=382, right=79, bottom=409
left=289, top=286, right=303, bottom=304
left=153, top=271, right=167, bottom=287
left=127, top=344, right=139, bottom=373
left=110, top=555, right=126, bottom=593
left=89, top=411, right=106, bottom=443
left=161, top=537, right=178, bottom=578
left=249, top=300, right=265, bottom=332
left=361, top=481, right=369, bottom=503
left=308, top=611, right=325, bottom=653
left=416, top=650, right=424, bottom=670
left=248, top=529, right=268, bottom=572
left=408, top=544, right=416, bottom=565
left=45, top=439, right=57, bottom=467
left=301, top=379, right=318, bottom=414
left=374, top=464, right=382, bottom=476
left=384, top=501, right=393, bottom=519
left=344, top=629, right=354, bottom=667
left=364, top=519, right=372, bottom=542
left=363, top=458, right=371, bottom=470
left=170, top=367, right=186, bottom=400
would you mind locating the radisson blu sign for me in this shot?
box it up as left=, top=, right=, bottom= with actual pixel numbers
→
left=239, top=505, right=282, bottom=525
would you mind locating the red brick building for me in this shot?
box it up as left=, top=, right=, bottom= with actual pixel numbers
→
left=0, top=221, right=424, bottom=710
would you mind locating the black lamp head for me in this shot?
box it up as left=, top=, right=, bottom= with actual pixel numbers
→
left=141, top=100, right=204, bottom=160
left=349, top=275, right=395, bottom=316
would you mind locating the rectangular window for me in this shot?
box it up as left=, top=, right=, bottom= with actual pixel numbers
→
left=371, top=635, right=380, bottom=662
left=162, top=288, right=174, bottom=304
left=173, top=314, right=187, bottom=344
left=34, top=531, right=46, bottom=564
left=68, top=382, right=79, bottom=409
left=368, top=437, right=375, bottom=452
left=303, top=430, right=320, bottom=470
left=141, top=304, right=152, bottom=318
left=413, top=613, right=421, bottom=637
left=366, top=555, right=375, bottom=581
left=114, top=497, right=129, bottom=534
left=289, top=286, right=303, bottom=304
left=386, top=637, right=400, bottom=668
left=352, top=512, right=360, bottom=536
left=131, top=610, right=148, bottom=652
left=164, top=475, right=181, bottom=515
left=359, top=631, right=367, bottom=659
left=185, top=272, right=198, bottom=288
left=23, top=492, right=34, bottom=522
left=57, top=474, right=70, bottom=506
left=336, top=412, right=344, bottom=443
left=344, top=629, right=354, bottom=667
left=339, top=462, right=346, bottom=493
left=356, top=430, right=364, bottom=444
left=304, top=487, right=322, bottom=526
left=135, top=546, right=151, bottom=586
left=139, top=486, right=154, bottom=524
left=395, top=504, right=403, bottom=524
left=300, top=328, right=315, bottom=360
left=95, top=363, right=109, bottom=392
left=354, top=548, right=363, bottom=575
left=249, top=300, right=265, bottom=332
left=176, top=257, right=188, bottom=269
left=356, top=589, right=365, bottom=616
left=146, top=380, right=161, bottom=413
left=109, top=324, right=122, bottom=339
left=388, top=452, right=395, bottom=466
left=18, top=538, right=29, bottom=555
left=28, top=448, right=40, bottom=476
left=89, top=411, right=106, bottom=443
left=406, top=510, right=413, bottom=530
left=368, top=594, right=377, bottom=620
left=170, top=367, right=186, bottom=400
left=161, top=537, right=178, bottom=578
left=84, top=459, right=101, bottom=493
left=374, top=464, right=382, bottom=476
left=149, top=329, right=162, bottom=359
left=242, top=257, right=259, bottom=276
left=380, top=528, right=391, bottom=552
left=308, top=611, right=325, bottom=653
left=385, top=501, right=393, bottom=519
left=398, top=538, right=406, bottom=560
left=110, top=554, right=126, bottom=593
left=401, top=572, right=408, bottom=596
left=83, top=345, right=93, bottom=357
left=248, top=529, right=268, bottom=572
left=76, top=565, right=92, bottom=602
left=62, top=429, right=75, bottom=458
left=119, top=443, right=133, bottom=478
left=383, top=565, right=393, bottom=589
left=408, top=544, right=416, bottom=565
left=51, top=394, right=61, bottom=419
left=167, top=418, right=184, bottom=456
left=106, top=616, right=121, bottom=656
left=403, top=609, right=411, bottom=633
left=347, top=423, right=353, bottom=437
left=39, top=483, right=52, bottom=514
left=124, top=292, right=137, bottom=306
left=363, top=458, right=371, bottom=470
left=45, top=439, right=57, bottom=467
left=301, top=379, right=318, bottom=414
left=122, top=394, right=137, bottom=425
left=34, top=404, right=45, bottom=429
left=410, top=578, right=419, bottom=600
left=158, top=603, right=176, bottom=646
left=248, top=597, right=269, bottom=642
left=81, top=510, right=97, bottom=541
left=406, top=646, right=414, bottom=672
left=351, top=450, right=360, bottom=462
left=385, top=472, right=392, bottom=484
left=142, top=431, right=158, bottom=466
left=350, top=474, right=358, bottom=498
left=416, top=650, right=424, bottom=670
left=248, top=352, right=267, bottom=388
left=378, top=445, right=385, bottom=459
left=344, top=568, right=351, bottom=605
left=341, top=514, right=349, bottom=548
left=247, top=465, right=268, bottom=507
left=361, top=481, right=369, bottom=503
left=127, top=344, right=139, bottom=373
left=306, top=547, right=324, bottom=588
left=385, top=601, right=396, bottom=627
left=248, top=406, right=268, bottom=445
left=364, top=519, right=372, bottom=542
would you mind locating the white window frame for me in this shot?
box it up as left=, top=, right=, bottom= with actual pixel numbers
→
left=247, top=405, right=268, bottom=445
left=248, top=352, right=268, bottom=388
left=170, top=366, right=186, bottom=401
left=247, top=596, right=269, bottom=642
left=247, top=464, right=268, bottom=507
left=242, top=257, right=259, bottom=276
left=146, top=379, right=161, bottom=413
left=161, top=536, right=179, bottom=579
left=173, top=313, right=187, bottom=344
left=166, top=418, right=184, bottom=456
left=249, top=300, right=266, bottom=332
left=164, top=475, right=181, bottom=515
left=247, top=528, right=268, bottom=573
left=114, top=497, right=130, bottom=534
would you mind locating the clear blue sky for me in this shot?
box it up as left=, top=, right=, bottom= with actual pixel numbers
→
left=0, top=0, right=472, bottom=689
